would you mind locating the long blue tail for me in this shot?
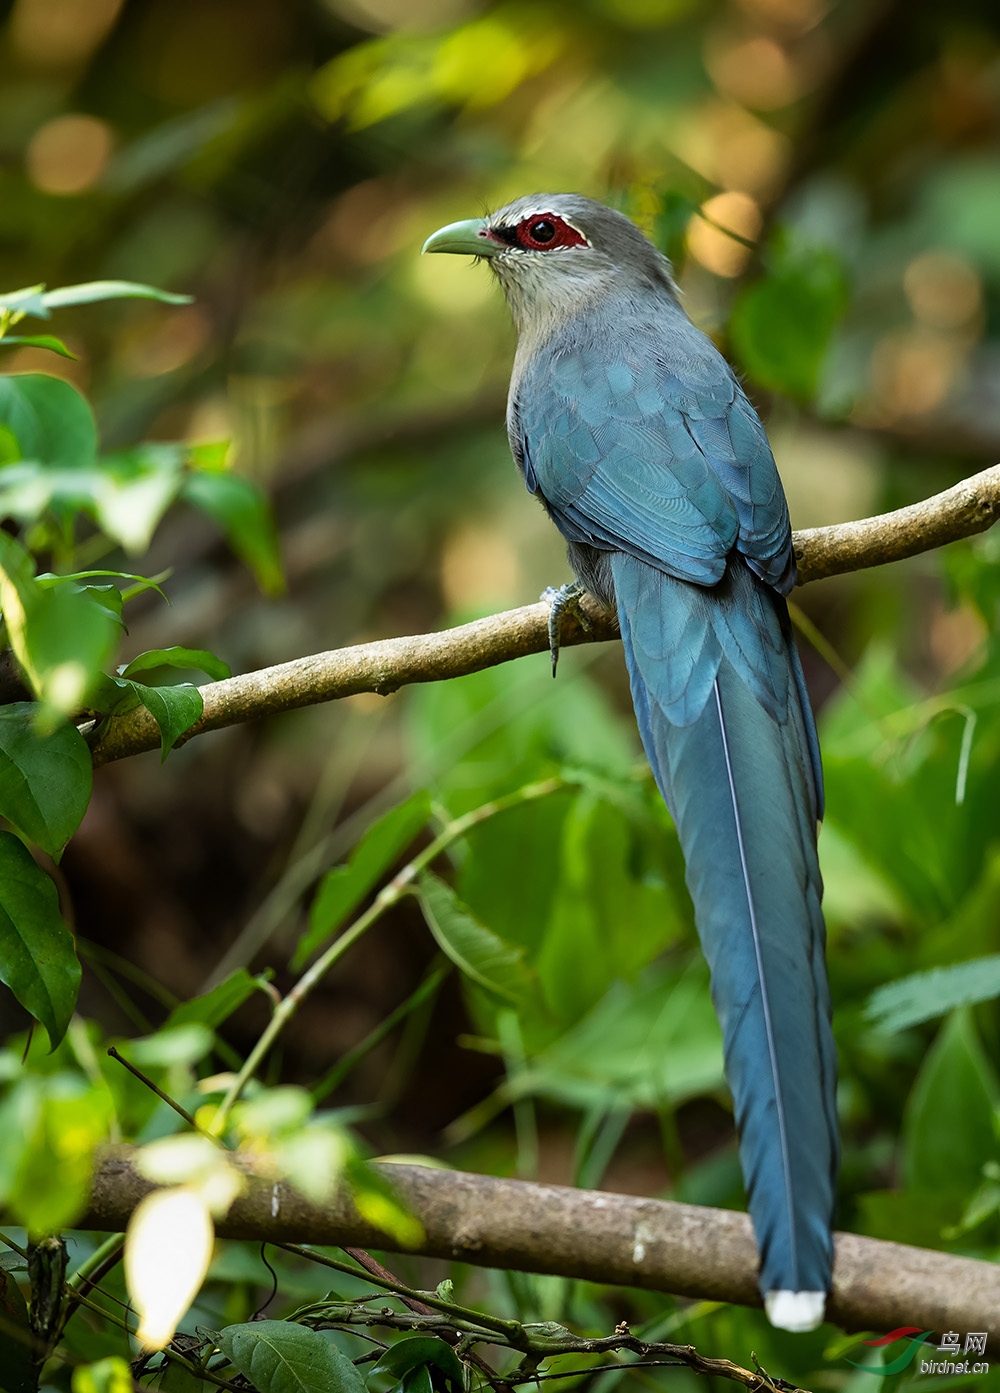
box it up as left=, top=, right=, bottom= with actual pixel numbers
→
left=612, top=551, right=838, bottom=1327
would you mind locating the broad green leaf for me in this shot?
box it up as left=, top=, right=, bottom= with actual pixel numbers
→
left=0, top=334, right=76, bottom=358
left=92, top=447, right=184, bottom=554
left=0, top=1072, right=112, bottom=1230
left=402, top=1369, right=433, bottom=1393
left=417, top=872, right=535, bottom=1004
left=730, top=243, right=848, bottom=403
left=182, top=470, right=283, bottom=594
left=125, top=1024, right=214, bottom=1068
left=73, top=1356, right=134, bottom=1393
left=0, top=831, right=79, bottom=1046
left=295, top=792, right=431, bottom=968
left=902, top=1008, right=1000, bottom=1197
left=130, top=681, right=204, bottom=760
left=41, top=280, right=193, bottom=309
left=368, top=1339, right=464, bottom=1393
left=0, top=373, right=97, bottom=466
left=866, top=955, right=1000, bottom=1033
left=166, top=968, right=269, bottom=1030
left=0, top=1264, right=33, bottom=1393
left=0, top=703, right=92, bottom=857
left=122, top=646, right=231, bottom=682
left=218, top=1320, right=367, bottom=1393
left=0, top=533, right=119, bottom=718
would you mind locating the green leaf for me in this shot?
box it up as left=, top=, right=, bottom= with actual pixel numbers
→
left=0, top=285, right=48, bottom=318
left=182, top=469, right=283, bottom=594
left=416, top=872, right=535, bottom=1004
left=294, top=792, right=431, bottom=969
left=0, top=534, right=119, bottom=718
left=902, top=1008, right=1000, bottom=1197
left=166, top=969, right=270, bottom=1030
left=402, top=1369, right=433, bottom=1393
left=218, top=1320, right=367, bottom=1393
left=0, top=1073, right=111, bottom=1231
left=0, top=831, right=80, bottom=1046
left=72, top=1356, right=134, bottom=1393
left=0, top=373, right=97, bottom=466
left=866, top=955, right=1000, bottom=1033
left=130, top=681, right=204, bottom=760
left=0, top=334, right=76, bottom=358
left=159, top=1357, right=207, bottom=1393
left=0, top=1264, right=34, bottom=1393
left=0, top=703, right=92, bottom=857
left=730, top=243, right=848, bottom=403
left=121, top=646, right=231, bottom=682
left=91, top=446, right=185, bottom=554
left=368, top=1339, right=464, bottom=1393
left=41, top=281, right=193, bottom=310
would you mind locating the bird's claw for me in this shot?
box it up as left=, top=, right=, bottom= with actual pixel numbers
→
left=542, top=579, right=590, bottom=677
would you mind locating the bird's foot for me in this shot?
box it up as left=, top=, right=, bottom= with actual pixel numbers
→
left=542, top=579, right=591, bottom=677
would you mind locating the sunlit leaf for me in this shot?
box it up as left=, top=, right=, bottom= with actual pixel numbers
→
left=0, top=832, right=79, bottom=1046
left=0, top=1072, right=112, bottom=1229
left=125, top=1188, right=214, bottom=1350
left=218, top=1319, right=367, bottom=1393
left=0, top=703, right=92, bottom=858
left=72, top=1357, right=134, bottom=1393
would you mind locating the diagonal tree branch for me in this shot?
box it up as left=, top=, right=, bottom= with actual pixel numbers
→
left=89, top=463, right=1000, bottom=766
left=82, top=1152, right=1000, bottom=1343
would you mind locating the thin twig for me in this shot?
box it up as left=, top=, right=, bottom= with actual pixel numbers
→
left=211, top=778, right=569, bottom=1128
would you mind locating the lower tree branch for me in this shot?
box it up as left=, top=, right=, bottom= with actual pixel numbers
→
left=88, top=464, right=1000, bottom=766
left=81, top=1152, right=1000, bottom=1341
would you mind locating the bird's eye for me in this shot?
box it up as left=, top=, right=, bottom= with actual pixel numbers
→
left=514, top=214, right=588, bottom=251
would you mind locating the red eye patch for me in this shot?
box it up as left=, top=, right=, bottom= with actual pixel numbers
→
left=515, top=214, right=588, bottom=251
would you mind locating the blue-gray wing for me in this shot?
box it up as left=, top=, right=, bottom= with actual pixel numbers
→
left=513, top=315, right=795, bottom=593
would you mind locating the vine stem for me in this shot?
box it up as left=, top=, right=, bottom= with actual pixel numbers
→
left=212, top=777, right=569, bottom=1130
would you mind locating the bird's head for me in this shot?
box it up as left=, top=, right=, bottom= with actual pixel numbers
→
left=422, top=194, right=676, bottom=337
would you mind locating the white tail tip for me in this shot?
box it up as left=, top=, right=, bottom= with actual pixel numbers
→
left=764, top=1290, right=826, bottom=1332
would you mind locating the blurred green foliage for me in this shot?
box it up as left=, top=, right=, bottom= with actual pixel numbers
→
left=0, top=0, right=998, bottom=1389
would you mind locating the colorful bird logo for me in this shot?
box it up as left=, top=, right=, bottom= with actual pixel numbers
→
left=846, top=1328, right=936, bottom=1375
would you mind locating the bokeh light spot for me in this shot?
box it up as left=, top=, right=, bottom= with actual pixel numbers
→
left=903, top=250, right=982, bottom=331
left=686, top=192, right=761, bottom=277
left=26, top=113, right=114, bottom=195
left=9, top=0, right=124, bottom=69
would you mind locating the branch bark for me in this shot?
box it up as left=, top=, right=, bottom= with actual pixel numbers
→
left=82, top=1152, right=1000, bottom=1342
left=89, top=463, right=1000, bottom=766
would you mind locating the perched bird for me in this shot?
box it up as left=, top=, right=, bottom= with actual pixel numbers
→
left=423, top=195, right=838, bottom=1333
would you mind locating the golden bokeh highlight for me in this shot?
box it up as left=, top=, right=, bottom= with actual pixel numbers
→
left=903, top=250, right=982, bottom=331
left=26, top=114, right=114, bottom=195
left=731, top=0, right=830, bottom=35
left=869, top=329, right=965, bottom=420
left=704, top=32, right=807, bottom=109
left=686, top=192, right=762, bottom=277
left=670, top=100, right=790, bottom=197
left=8, top=0, right=123, bottom=67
